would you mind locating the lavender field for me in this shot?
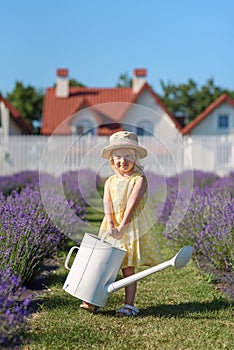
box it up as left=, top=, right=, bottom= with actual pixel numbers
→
left=0, top=169, right=100, bottom=346
left=0, top=169, right=233, bottom=346
left=157, top=171, right=233, bottom=272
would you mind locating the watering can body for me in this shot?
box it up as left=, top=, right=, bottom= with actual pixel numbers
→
left=63, top=232, right=194, bottom=308
left=63, top=233, right=126, bottom=307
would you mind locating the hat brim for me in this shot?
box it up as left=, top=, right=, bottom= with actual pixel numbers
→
left=101, top=144, right=148, bottom=159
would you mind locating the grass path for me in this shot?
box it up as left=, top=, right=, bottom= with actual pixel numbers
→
left=24, top=197, right=234, bottom=350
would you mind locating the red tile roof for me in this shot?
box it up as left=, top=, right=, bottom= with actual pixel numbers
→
left=182, top=94, right=234, bottom=135
left=41, top=73, right=182, bottom=135
left=0, top=95, right=33, bottom=134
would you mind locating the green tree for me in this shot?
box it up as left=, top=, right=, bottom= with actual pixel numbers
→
left=69, top=78, right=86, bottom=87
left=6, top=78, right=85, bottom=134
left=116, top=72, right=132, bottom=87
left=159, top=78, right=234, bottom=123
left=6, top=82, right=44, bottom=133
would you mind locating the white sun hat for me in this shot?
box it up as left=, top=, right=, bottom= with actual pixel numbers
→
left=101, top=131, right=148, bottom=159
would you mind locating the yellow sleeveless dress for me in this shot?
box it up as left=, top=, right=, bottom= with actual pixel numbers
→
left=99, top=171, right=161, bottom=268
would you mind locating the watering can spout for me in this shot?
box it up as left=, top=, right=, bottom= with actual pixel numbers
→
left=107, top=245, right=194, bottom=294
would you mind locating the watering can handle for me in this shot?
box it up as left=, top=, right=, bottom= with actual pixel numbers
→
left=64, top=246, right=79, bottom=270
left=101, top=230, right=111, bottom=242
left=101, top=230, right=118, bottom=246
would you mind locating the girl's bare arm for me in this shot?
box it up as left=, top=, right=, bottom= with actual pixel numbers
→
left=103, top=179, right=115, bottom=229
left=120, top=176, right=147, bottom=227
left=112, top=176, right=147, bottom=239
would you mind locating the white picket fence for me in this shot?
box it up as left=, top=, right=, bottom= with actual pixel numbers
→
left=0, top=134, right=234, bottom=177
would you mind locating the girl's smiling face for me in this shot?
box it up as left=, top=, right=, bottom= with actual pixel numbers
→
left=111, top=148, right=136, bottom=176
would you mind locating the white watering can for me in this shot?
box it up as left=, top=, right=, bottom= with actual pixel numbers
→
left=63, top=232, right=193, bottom=307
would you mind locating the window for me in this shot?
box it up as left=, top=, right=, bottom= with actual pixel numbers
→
left=137, top=121, right=154, bottom=136
left=218, top=115, right=229, bottom=130
left=72, top=120, right=95, bottom=135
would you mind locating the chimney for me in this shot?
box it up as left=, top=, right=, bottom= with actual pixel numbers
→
left=56, top=69, right=69, bottom=98
left=132, top=68, right=147, bottom=94
left=0, top=101, right=9, bottom=138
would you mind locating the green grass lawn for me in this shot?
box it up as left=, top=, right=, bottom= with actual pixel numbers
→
left=24, top=200, right=234, bottom=350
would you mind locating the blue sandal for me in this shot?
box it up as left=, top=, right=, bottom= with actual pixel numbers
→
left=115, top=304, right=140, bottom=317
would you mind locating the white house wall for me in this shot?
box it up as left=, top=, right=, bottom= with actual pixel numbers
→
left=190, top=102, right=234, bottom=135
left=118, top=92, right=184, bottom=174
left=70, top=108, right=99, bottom=134
left=123, top=90, right=179, bottom=142
left=0, top=101, right=24, bottom=135
left=0, top=101, right=9, bottom=137
left=9, top=119, right=23, bottom=135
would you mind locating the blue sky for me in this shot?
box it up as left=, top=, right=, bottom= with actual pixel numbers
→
left=1, top=0, right=234, bottom=96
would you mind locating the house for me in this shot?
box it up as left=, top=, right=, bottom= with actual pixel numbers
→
left=41, top=68, right=182, bottom=140
left=182, top=93, right=234, bottom=135
left=182, top=94, right=234, bottom=173
left=0, top=95, right=33, bottom=136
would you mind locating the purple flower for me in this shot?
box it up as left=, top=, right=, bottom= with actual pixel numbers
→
left=161, top=171, right=234, bottom=272
left=0, top=267, right=32, bottom=345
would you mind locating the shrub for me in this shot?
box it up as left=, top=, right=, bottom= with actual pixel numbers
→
left=0, top=268, right=32, bottom=346
left=0, top=170, right=40, bottom=196
left=163, top=184, right=234, bottom=271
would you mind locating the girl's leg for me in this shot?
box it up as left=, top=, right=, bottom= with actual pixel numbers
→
left=122, top=266, right=136, bottom=305
left=80, top=301, right=100, bottom=313
left=115, top=266, right=139, bottom=316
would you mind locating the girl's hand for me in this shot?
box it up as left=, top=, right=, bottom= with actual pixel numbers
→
left=110, top=227, right=124, bottom=240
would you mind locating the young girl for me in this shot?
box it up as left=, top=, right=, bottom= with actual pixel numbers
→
left=80, top=131, right=160, bottom=316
